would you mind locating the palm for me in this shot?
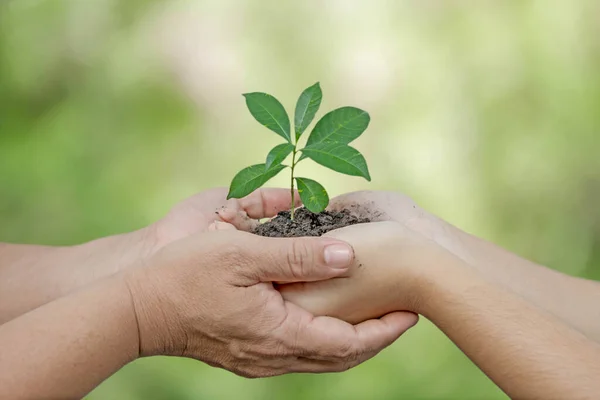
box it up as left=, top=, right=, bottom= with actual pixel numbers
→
left=328, top=191, right=422, bottom=224
left=329, top=190, right=467, bottom=259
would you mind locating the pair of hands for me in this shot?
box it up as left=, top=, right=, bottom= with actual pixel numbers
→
left=115, top=188, right=447, bottom=377
left=99, top=187, right=600, bottom=400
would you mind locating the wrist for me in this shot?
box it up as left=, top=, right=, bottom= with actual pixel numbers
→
left=123, top=265, right=187, bottom=358
left=411, top=252, right=483, bottom=317
left=353, top=222, right=470, bottom=315
left=405, top=212, right=471, bottom=262
left=102, top=275, right=142, bottom=362
left=387, top=231, right=478, bottom=315
left=71, top=226, right=159, bottom=274
left=405, top=210, right=499, bottom=279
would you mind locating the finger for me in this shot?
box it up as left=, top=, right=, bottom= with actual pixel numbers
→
left=290, top=345, right=390, bottom=373
left=219, top=188, right=302, bottom=231
left=208, top=221, right=238, bottom=232
left=277, top=278, right=347, bottom=317
left=247, top=313, right=417, bottom=375
left=290, top=353, right=379, bottom=373
left=351, top=311, right=419, bottom=353
left=243, top=236, right=355, bottom=283
left=245, top=349, right=382, bottom=376
left=295, top=313, right=418, bottom=373
left=239, top=188, right=301, bottom=219
left=219, top=209, right=258, bottom=232
left=291, top=309, right=418, bottom=363
left=248, top=352, right=382, bottom=375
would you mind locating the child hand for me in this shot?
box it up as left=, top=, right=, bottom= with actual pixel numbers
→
left=278, top=221, right=454, bottom=324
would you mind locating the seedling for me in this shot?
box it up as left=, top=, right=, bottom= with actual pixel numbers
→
left=227, top=83, right=371, bottom=219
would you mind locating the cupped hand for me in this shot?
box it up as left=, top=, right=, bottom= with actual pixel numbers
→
left=150, top=187, right=301, bottom=248
left=108, top=188, right=299, bottom=271
left=124, top=229, right=418, bottom=377
left=328, top=191, right=465, bottom=256
left=329, top=191, right=422, bottom=223
left=279, top=221, right=456, bottom=324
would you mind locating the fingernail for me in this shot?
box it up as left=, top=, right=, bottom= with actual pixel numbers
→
left=218, top=207, right=236, bottom=221
left=324, top=242, right=354, bottom=268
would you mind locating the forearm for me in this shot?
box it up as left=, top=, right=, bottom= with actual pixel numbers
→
left=426, top=215, right=600, bottom=341
left=0, top=228, right=154, bottom=324
left=0, top=276, right=139, bottom=399
left=418, top=262, right=600, bottom=399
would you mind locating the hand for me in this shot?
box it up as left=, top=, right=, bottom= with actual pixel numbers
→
left=99, top=188, right=300, bottom=271
left=151, top=187, right=301, bottom=246
left=328, top=191, right=422, bottom=223
left=124, top=229, right=418, bottom=377
left=328, top=191, right=466, bottom=259
left=279, top=221, right=456, bottom=324
left=0, top=188, right=298, bottom=324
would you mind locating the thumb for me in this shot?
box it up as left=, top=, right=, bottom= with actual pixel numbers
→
left=246, top=237, right=355, bottom=283
left=208, top=221, right=237, bottom=231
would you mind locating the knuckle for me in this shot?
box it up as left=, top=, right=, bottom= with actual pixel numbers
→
left=221, top=241, right=253, bottom=273
left=235, top=366, right=275, bottom=379
left=237, top=369, right=261, bottom=379
left=340, top=359, right=358, bottom=372
left=228, top=341, right=249, bottom=361
left=263, top=341, right=287, bottom=358
left=195, top=236, right=244, bottom=268
left=336, top=341, right=360, bottom=361
left=226, top=240, right=247, bottom=260
left=255, top=332, right=288, bottom=358
left=232, top=366, right=254, bottom=378
left=326, top=359, right=359, bottom=373
left=285, top=239, right=315, bottom=279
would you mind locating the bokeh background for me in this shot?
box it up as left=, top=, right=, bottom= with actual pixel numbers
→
left=1, top=0, right=599, bottom=398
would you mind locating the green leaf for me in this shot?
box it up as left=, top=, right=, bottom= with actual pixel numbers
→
left=265, top=143, right=294, bottom=170
left=294, top=82, right=323, bottom=140
left=295, top=177, right=329, bottom=213
left=301, top=143, right=371, bottom=181
left=305, top=106, right=370, bottom=147
left=243, top=93, right=291, bottom=142
left=227, top=163, right=287, bottom=199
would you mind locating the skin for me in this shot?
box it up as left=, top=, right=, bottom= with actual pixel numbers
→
left=330, top=191, right=600, bottom=342
left=0, top=189, right=418, bottom=399
left=0, top=187, right=300, bottom=323
left=277, top=192, right=600, bottom=398
left=5, top=188, right=597, bottom=398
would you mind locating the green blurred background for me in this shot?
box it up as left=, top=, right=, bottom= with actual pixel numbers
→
left=1, top=0, right=599, bottom=398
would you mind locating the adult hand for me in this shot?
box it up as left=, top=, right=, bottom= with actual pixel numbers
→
left=150, top=187, right=301, bottom=248
left=0, top=187, right=299, bottom=325
left=125, top=229, right=418, bottom=377
left=79, top=187, right=299, bottom=274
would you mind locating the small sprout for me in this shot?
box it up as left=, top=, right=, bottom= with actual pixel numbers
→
left=228, top=83, right=371, bottom=219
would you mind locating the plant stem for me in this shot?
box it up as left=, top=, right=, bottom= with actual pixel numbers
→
left=290, top=145, right=297, bottom=220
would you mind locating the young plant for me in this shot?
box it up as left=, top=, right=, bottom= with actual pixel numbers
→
left=227, top=82, right=371, bottom=219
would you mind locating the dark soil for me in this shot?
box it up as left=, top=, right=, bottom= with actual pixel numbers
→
left=253, top=208, right=371, bottom=237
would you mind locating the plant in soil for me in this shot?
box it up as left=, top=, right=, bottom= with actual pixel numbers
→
left=227, top=82, right=372, bottom=237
